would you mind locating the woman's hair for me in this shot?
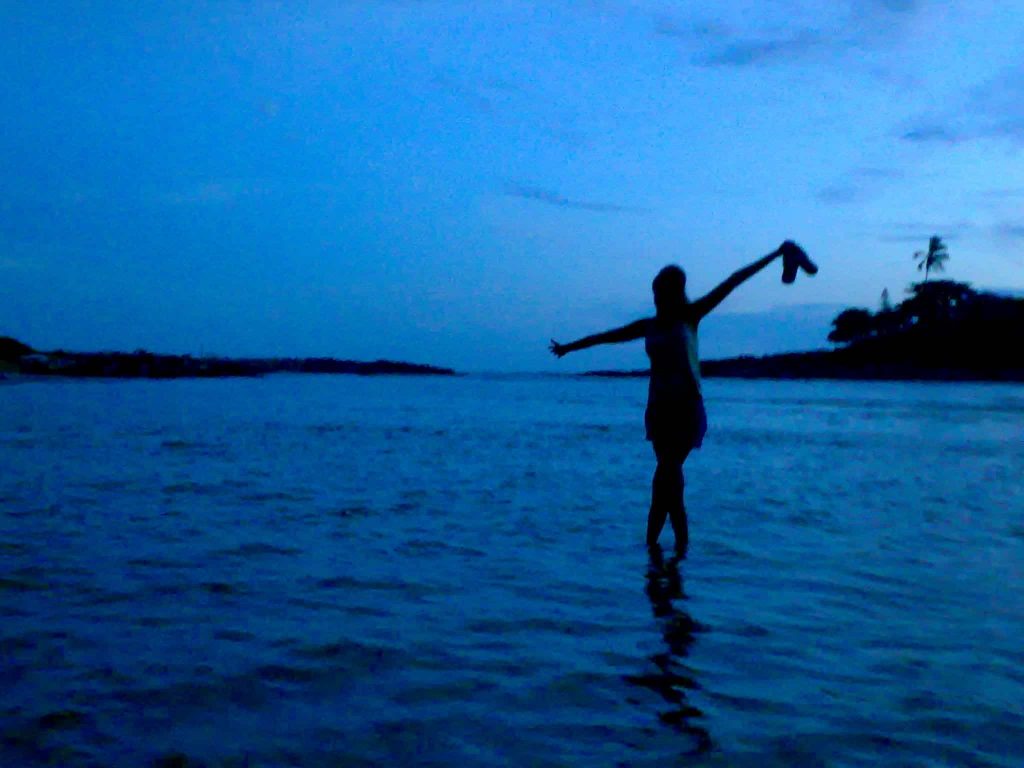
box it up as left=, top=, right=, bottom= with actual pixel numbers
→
left=652, top=265, right=687, bottom=316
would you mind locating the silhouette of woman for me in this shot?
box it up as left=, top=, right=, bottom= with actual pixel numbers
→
left=550, top=242, right=809, bottom=550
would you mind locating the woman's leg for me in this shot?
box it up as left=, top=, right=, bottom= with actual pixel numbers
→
left=648, top=442, right=690, bottom=548
left=647, top=460, right=671, bottom=547
left=667, top=463, right=688, bottom=553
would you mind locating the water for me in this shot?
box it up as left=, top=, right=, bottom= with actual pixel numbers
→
left=2, top=374, right=1023, bottom=767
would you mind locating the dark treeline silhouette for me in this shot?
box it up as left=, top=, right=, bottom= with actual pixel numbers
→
left=699, top=280, right=1024, bottom=381
left=0, top=336, right=33, bottom=360
left=0, top=338, right=454, bottom=378
left=829, top=280, right=1003, bottom=343
left=820, top=278, right=1024, bottom=377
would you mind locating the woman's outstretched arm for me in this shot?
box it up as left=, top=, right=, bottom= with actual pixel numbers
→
left=550, top=319, right=650, bottom=358
left=690, top=245, right=785, bottom=320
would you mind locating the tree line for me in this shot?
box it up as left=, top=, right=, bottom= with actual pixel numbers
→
left=827, top=237, right=1024, bottom=372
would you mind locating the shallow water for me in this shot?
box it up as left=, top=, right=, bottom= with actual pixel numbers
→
left=2, top=375, right=1023, bottom=766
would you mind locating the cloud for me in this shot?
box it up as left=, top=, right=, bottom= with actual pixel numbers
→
left=429, top=73, right=525, bottom=116
left=901, top=125, right=962, bottom=144
left=817, top=184, right=863, bottom=204
left=540, top=125, right=591, bottom=147
left=652, top=0, right=931, bottom=69
left=878, top=221, right=975, bottom=243
left=162, top=180, right=270, bottom=206
left=980, top=187, right=1024, bottom=200
left=696, top=31, right=824, bottom=67
left=428, top=72, right=589, bottom=147
left=504, top=184, right=642, bottom=213
left=429, top=74, right=496, bottom=114
left=851, top=0, right=924, bottom=22
left=901, top=65, right=1024, bottom=146
left=855, top=167, right=903, bottom=180
left=816, top=166, right=902, bottom=205
left=653, top=15, right=824, bottom=67
left=994, top=223, right=1024, bottom=240
left=879, top=234, right=946, bottom=243
left=652, top=16, right=730, bottom=42
left=868, top=0, right=920, bottom=11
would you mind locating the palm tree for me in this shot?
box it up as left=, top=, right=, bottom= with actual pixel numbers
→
left=914, top=235, right=949, bottom=282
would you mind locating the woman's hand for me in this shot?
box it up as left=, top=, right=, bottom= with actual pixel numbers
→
left=549, top=339, right=568, bottom=358
left=777, top=240, right=797, bottom=258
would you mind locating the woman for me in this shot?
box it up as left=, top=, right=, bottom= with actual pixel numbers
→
left=550, top=241, right=810, bottom=550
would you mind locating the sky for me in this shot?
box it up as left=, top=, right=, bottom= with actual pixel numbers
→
left=1, top=1, right=1022, bottom=371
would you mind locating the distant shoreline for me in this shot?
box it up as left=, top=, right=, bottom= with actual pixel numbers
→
left=0, top=339, right=455, bottom=379
left=581, top=349, right=1024, bottom=383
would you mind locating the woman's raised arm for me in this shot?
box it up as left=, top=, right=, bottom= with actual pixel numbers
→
left=689, top=246, right=784, bottom=321
left=550, top=318, right=650, bottom=358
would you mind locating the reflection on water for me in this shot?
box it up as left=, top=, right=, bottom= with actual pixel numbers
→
left=626, top=545, right=712, bottom=755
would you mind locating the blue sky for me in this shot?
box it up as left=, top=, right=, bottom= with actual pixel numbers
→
left=2, top=1, right=1022, bottom=371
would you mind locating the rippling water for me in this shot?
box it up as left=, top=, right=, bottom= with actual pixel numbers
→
left=2, top=375, right=1023, bottom=766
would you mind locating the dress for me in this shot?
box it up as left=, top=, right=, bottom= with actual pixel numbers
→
left=644, top=315, right=707, bottom=450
